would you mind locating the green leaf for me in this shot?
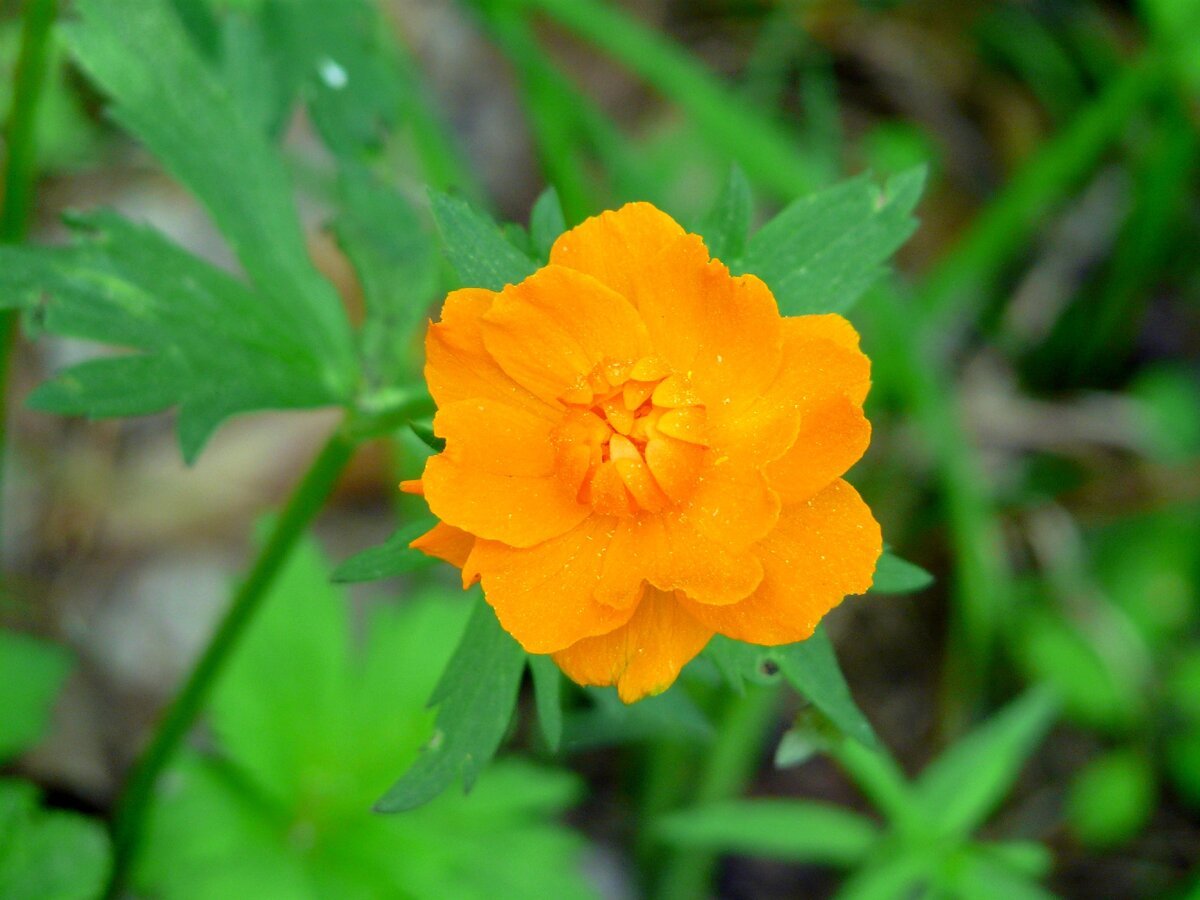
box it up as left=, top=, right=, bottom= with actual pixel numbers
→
left=835, top=851, right=931, bottom=900
left=65, top=0, right=356, bottom=389
left=140, top=541, right=592, bottom=899
left=0, top=780, right=110, bottom=900
left=0, top=632, right=72, bottom=761
left=914, top=688, right=1058, bottom=837
left=530, top=187, right=567, bottom=260
left=262, top=0, right=403, bottom=155
left=655, top=799, right=878, bottom=866
left=697, top=164, right=752, bottom=263
left=528, top=655, right=564, bottom=752
left=705, top=630, right=877, bottom=748
left=330, top=519, right=437, bottom=583
left=0, top=213, right=343, bottom=462
left=869, top=551, right=934, bottom=595
left=429, top=191, right=539, bottom=291
left=333, top=163, right=438, bottom=386
left=376, top=599, right=527, bottom=811
left=562, top=687, right=713, bottom=750
left=778, top=630, right=878, bottom=749
left=742, top=167, right=926, bottom=315
left=950, top=845, right=1057, bottom=900
left=1066, top=748, right=1156, bottom=848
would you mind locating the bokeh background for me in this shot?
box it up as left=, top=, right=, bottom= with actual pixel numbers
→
left=2, top=0, right=1198, bottom=897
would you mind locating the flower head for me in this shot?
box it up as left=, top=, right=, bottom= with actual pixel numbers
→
left=404, top=203, right=881, bottom=702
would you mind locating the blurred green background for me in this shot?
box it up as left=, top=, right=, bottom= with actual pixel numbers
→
left=1, top=0, right=1198, bottom=897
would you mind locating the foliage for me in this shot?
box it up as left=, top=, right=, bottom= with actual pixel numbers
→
left=0, top=633, right=110, bottom=900
left=135, top=540, right=594, bottom=899
left=658, top=690, right=1059, bottom=898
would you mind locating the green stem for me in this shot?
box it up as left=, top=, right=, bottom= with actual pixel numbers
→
left=0, top=0, right=57, bottom=543
left=104, top=427, right=359, bottom=898
left=653, top=684, right=782, bottom=900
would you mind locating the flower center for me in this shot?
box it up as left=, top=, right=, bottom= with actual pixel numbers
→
left=553, top=357, right=709, bottom=516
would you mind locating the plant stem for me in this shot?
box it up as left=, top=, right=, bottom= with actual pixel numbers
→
left=104, top=427, right=359, bottom=898
left=653, top=684, right=782, bottom=900
left=0, top=0, right=57, bottom=547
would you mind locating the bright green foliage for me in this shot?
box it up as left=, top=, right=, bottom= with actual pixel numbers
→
left=0, top=635, right=110, bottom=899
left=376, top=598, right=528, bottom=812
left=656, top=799, right=879, bottom=866
left=1066, top=748, right=1156, bottom=848
left=0, top=213, right=346, bottom=463
left=0, top=780, right=110, bottom=900
left=706, top=628, right=878, bottom=750
left=661, top=691, right=1058, bottom=897
left=429, top=192, right=539, bottom=291
left=740, top=168, right=926, bottom=316
left=0, top=630, right=71, bottom=760
left=136, top=540, right=593, bottom=899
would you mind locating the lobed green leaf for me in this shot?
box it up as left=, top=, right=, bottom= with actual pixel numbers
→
left=0, top=632, right=72, bottom=761
left=330, top=519, right=438, bottom=583
left=0, top=780, right=110, bottom=900
left=870, top=552, right=935, bottom=595
left=376, top=599, right=527, bottom=811
left=743, top=167, right=926, bottom=315
left=429, top=191, right=539, bottom=291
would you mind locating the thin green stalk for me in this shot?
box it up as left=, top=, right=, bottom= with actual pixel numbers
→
left=0, top=0, right=57, bottom=542
left=506, top=0, right=821, bottom=199
left=653, top=684, right=782, bottom=900
left=104, top=427, right=359, bottom=898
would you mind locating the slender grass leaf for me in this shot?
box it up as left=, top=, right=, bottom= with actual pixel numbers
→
left=915, top=688, right=1058, bottom=837
left=530, top=186, right=567, bottom=260
left=429, top=191, right=538, bottom=291
left=870, top=552, right=934, bottom=595
left=65, top=0, right=356, bottom=388
left=697, top=164, right=752, bottom=263
left=0, top=632, right=72, bottom=760
left=528, top=655, right=564, bottom=752
left=376, top=599, right=527, bottom=811
left=0, top=780, right=110, bottom=900
left=655, top=799, right=878, bottom=866
left=0, top=213, right=343, bottom=462
left=743, top=167, right=926, bottom=315
left=330, top=519, right=437, bottom=583
left=977, top=841, right=1054, bottom=879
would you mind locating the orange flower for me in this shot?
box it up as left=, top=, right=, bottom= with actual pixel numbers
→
left=404, top=203, right=882, bottom=702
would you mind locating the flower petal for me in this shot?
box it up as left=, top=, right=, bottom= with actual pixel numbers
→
left=481, top=265, right=653, bottom=405
left=434, top=398, right=557, bottom=477
left=465, top=517, right=642, bottom=653
left=548, top=202, right=687, bottom=300
left=630, top=515, right=764, bottom=605
left=410, top=522, right=475, bottom=570
left=766, top=396, right=871, bottom=505
left=627, top=234, right=784, bottom=412
left=685, top=464, right=781, bottom=551
left=421, top=453, right=589, bottom=548
left=424, top=288, right=557, bottom=419
left=553, top=587, right=714, bottom=702
left=679, top=479, right=881, bottom=644
left=706, top=313, right=870, bottom=467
